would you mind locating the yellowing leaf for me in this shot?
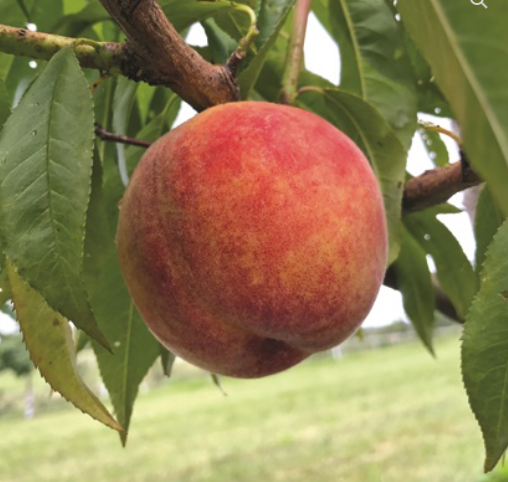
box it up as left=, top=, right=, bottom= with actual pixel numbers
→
left=6, top=259, right=123, bottom=433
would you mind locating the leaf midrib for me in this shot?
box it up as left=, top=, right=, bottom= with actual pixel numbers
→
left=338, top=0, right=366, bottom=97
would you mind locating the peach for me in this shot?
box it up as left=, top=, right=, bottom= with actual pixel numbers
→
left=116, top=101, right=387, bottom=378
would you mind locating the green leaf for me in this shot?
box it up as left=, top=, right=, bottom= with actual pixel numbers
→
left=404, top=211, right=477, bottom=320
left=202, top=18, right=237, bottom=65
left=91, top=250, right=160, bottom=445
left=28, top=0, right=63, bottom=31
left=160, top=346, right=176, bottom=378
left=0, top=0, right=26, bottom=26
left=238, top=0, right=296, bottom=97
left=0, top=79, right=10, bottom=129
left=475, top=185, right=505, bottom=274
left=54, top=1, right=111, bottom=37
left=0, top=53, right=14, bottom=84
left=84, top=147, right=112, bottom=285
left=159, top=0, right=251, bottom=33
left=326, top=0, right=417, bottom=149
left=0, top=47, right=108, bottom=349
left=418, top=128, right=449, bottom=167
left=462, top=218, right=508, bottom=472
left=393, top=227, right=435, bottom=353
left=298, top=88, right=406, bottom=263
left=397, top=0, right=508, bottom=216
left=6, top=259, right=122, bottom=432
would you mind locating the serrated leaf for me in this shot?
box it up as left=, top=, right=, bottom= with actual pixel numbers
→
left=418, top=128, right=449, bottom=167
left=405, top=211, right=477, bottom=320
left=6, top=259, right=122, bottom=432
left=475, top=186, right=505, bottom=275
left=0, top=47, right=108, bottom=349
left=84, top=147, right=112, bottom=285
left=298, top=88, right=406, bottom=263
left=91, top=250, right=160, bottom=445
left=238, top=0, right=296, bottom=97
left=393, top=227, right=435, bottom=353
left=398, top=0, right=508, bottom=216
left=462, top=218, right=508, bottom=472
left=326, top=0, right=417, bottom=149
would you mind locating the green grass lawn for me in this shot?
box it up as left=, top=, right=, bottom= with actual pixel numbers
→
left=0, top=334, right=504, bottom=482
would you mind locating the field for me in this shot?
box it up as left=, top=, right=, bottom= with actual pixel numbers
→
left=1, top=334, right=507, bottom=482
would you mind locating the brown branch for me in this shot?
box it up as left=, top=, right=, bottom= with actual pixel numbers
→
left=94, top=124, right=151, bottom=148
left=98, top=0, right=239, bottom=111
left=402, top=161, right=482, bottom=213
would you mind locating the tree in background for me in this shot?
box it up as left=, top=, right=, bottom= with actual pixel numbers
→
left=0, top=332, right=35, bottom=418
left=0, top=0, right=507, bottom=473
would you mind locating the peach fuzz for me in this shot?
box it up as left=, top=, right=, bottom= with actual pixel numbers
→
left=116, top=101, right=387, bottom=378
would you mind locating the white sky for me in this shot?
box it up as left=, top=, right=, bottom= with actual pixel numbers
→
left=0, top=15, right=475, bottom=334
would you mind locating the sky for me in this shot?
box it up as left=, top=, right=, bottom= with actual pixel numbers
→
left=0, top=14, right=476, bottom=334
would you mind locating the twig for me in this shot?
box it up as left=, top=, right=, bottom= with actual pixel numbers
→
left=94, top=124, right=151, bottom=148
left=279, top=0, right=312, bottom=105
left=0, top=24, right=126, bottom=72
left=420, top=121, right=462, bottom=147
left=403, top=161, right=481, bottom=213
left=225, top=5, right=259, bottom=75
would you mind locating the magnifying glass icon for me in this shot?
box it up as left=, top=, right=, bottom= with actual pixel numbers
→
left=471, top=0, right=488, bottom=8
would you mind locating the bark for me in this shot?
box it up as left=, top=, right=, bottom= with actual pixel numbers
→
left=97, top=0, right=239, bottom=111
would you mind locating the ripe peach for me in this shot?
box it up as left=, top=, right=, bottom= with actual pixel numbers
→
left=116, top=101, right=387, bottom=378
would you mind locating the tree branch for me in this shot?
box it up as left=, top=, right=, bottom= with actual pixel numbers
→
left=97, top=0, right=239, bottom=111
left=402, top=160, right=481, bottom=213
left=0, top=0, right=240, bottom=112
left=0, top=24, right=126, bottom=72
left=279, top=0, right=312, bottom=105
left=94, top=123, right=151, bottom=148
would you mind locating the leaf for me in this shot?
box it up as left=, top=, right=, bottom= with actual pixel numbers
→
left=113, top=77, right=139, bottom=186
left=28, top=0, right=63, bottom=31
left=298, top=88, right=406, bottom=263
left=326, top=0, right=417, bottom=149
left=6, top=259, right=122, bottom=432
left=0, top=79, right=10, bottom=129
left=418, top=128, right=449, bottom=167
left=393, top=227, right=435, bottom=353
left=84, top=147, right=112, bottom=286
left=202, top=18, right=237, bottom=65
left=0, top=47, right=108, bottom=349
left=404, top=211, right=477, bottom=320
left=0, top=53, right=14, bottom=84
left=160, top=346, right=176, bottom=378
left=462, top=218, right=508, bottom=472
left=54, top=1, right=111, bottom=37
left=159, top=0, right=251, bottom=33
left=238, top=0, right=296, bottom=97
left=91, top=250, right=160, bottom=445
left=475, top=185, right=505, bottom=274
left=397, top=0, right=508, bottom=216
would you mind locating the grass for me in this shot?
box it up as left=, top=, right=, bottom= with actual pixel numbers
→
left=0, top=334, right=504, bottom=482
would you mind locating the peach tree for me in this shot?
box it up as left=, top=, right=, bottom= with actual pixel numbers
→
left=0, top=0, right=507, bottom=472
